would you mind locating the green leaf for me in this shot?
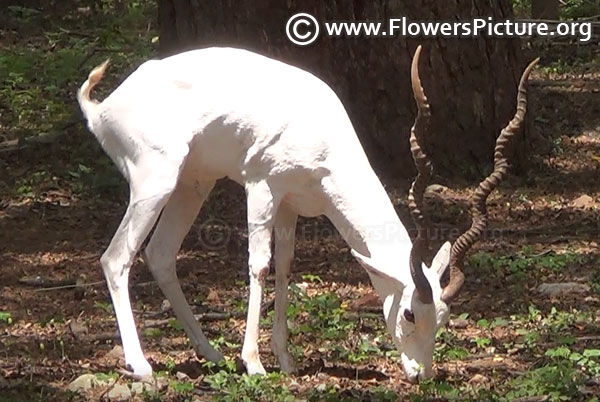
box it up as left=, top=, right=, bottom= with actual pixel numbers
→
left=545, top=346, right=571, bottom=359
left=477, top=318, right=490, bottom=328
left=492, top=317, right=509, bottom=328
left=0, top=311, right=13, bottom=324
left=583, top=349, right=600, bottom=358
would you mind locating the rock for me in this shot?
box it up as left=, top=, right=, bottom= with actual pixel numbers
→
left=67, top=374, right=99, bottom=392
left=350, top=292, right=380, bottom=310
left=175, top=371, right=190, bottom=381
left=104, top=345, right=125, bottom=367
left=108, top=384, right=132, bottom=401
left=572, top=194, right=594, bottom=209
left=105, top=345, right=124, bottom=360
left=69, top=320, right=88, bottom=339
left=205, top=289, right=220, bottom=303
left=537, top=282, right=590, bottom=298
left=426, top=184, right=448, bottom=194
left=468, top=374, right=489, bottom=384
left=130, top=381, right=153, bottom=395
left=68, top=373, right=116, bottom=393
left=160, top=299, right=171, bottom=312
left=155, top=376, right=170, bottom=391
left=449, top=318, right=469, bottom=329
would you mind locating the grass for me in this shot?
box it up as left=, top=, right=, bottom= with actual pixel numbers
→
left=512, top=0, right=600, bottom=19
left=0, top=1, right=157, bottom=202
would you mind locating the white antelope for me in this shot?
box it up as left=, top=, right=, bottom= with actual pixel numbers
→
left=77, top=45, right=537, bottom=382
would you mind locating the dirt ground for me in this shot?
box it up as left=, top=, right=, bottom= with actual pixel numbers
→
left=1, top=28, right=600, bottom=402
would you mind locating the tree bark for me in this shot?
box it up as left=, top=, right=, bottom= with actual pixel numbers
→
left=157, top=1, right=529, bottom=180
left=532, top=0, right=560, bottom=20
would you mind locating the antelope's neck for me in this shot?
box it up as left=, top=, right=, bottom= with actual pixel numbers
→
left=322, top=166, right=413, bottom=272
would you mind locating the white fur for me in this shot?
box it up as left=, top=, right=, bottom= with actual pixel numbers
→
left=78, top=47, right=452, bottom=382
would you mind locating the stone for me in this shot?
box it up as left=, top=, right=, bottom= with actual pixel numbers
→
left=67, top=373, right=116, bottom=392
left=468, top=374, right=489, bottom=384
left=108, top=384, right=132, bottom=401
left=426, top=184, right=448, bottom=194
left=67, top=374, right=99, bottom=392
left=104, top=345, right=124, bottom=360
left=175, top=371, right=190, bottom=381
left=130, top=381, right=153, bottom=395
left=449, top=318, right=469, bottom=329
left=537, top=282, right=590, bottom=298
left=161, top=299, right=171, bottom=312
left=572, top=194, right=594, bottom=209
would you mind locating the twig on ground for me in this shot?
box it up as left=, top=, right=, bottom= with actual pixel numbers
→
left=116, top=368, right=153, bottom=383
left=0, top=120, right=84, bottom=153
left=512, top=396, right=550, bottom=402
left=462, top=352, right=496, bottom=361
left=143, top=298, right=275, bottom=328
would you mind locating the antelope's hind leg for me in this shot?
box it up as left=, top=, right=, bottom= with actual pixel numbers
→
left=101, top=162, right=182, bottom=377
left=144, top=180, right=224, bottom=363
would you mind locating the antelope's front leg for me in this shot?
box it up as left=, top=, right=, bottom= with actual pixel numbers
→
left=241, top=181, right=281, bottom=375
left=271, top=204, right=298, bottom=373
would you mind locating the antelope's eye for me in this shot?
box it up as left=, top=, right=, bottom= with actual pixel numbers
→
left=404, top=309, right=415, bottom=323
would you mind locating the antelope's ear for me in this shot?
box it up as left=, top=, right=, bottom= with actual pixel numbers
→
left=430, top=241, right=452, bottom=278
left=351, top=249, right=399, bottom=285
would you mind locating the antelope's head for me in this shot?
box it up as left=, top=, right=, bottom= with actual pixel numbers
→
left=354, top=46, right=539, bottom=383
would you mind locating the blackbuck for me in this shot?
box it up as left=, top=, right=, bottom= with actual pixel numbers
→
left=77, top=45, right=538, bottom=382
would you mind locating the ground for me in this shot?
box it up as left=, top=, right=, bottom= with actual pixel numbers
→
left=1, top=2, right=600, bottom=401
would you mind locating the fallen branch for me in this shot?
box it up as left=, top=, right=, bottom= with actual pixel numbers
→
left=20, top=276, right=76, bottom=287
left=116, top=368, right=153, bottom=383
left=512, top=396, right=550, bottom=402
left=144, top=298, right=275, bottom=328
left=462, top=352, right=496, bottom=361
left=0, top=120, right=84, bottom=153
left=71, top=298, right=276, bottom=343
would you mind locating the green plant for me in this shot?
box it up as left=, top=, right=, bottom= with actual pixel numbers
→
left=0, top=312, right=13, bottom=325
left=434, top=329, right=469, bottom=362
left=169, top=380, right=194, bottom=395
left=307, top=384, right=398, bottom=402
left=410, top=379, right=462, bottom=402
left=546, top=346, right=600, bottom=376
left=300, top=273, right=323, bottom=284
left=142, top=328, right=163, bottom=338
left=168, top=318, right=184, bottom=331
left=503, top=363, right=582, bottom=401
left=334, top=337, right=382, bottom=364
left=516, top=328, right=541, bottom=349
left=512, top=0, right=532, bottom=17
left=204, top=371, right=294, bottom=402
left=472, top=337, right=492, bottom=350
left=287, top=285, right=355, bottom=341
left=511, top=0, right=600, bottom=19
left=95, top=372, right=119, bottom=383
left=591, top=270, right=600, bottom=294
left=468, top=250, right=586, bottom=279
left=94, top=301, right=114, bottom=313
left=209, top=334, right=240, bottom=351
left=561, top=0, right=600, bottom=19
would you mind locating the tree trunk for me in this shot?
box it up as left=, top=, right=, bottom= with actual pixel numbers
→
left=532, top=0, right=560, bottom=20
left=157, top=1, right=529, bottom=180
